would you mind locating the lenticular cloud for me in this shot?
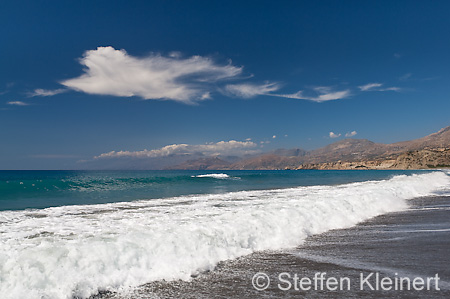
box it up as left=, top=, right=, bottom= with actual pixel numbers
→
left=61, top=46, right=242, bottom=103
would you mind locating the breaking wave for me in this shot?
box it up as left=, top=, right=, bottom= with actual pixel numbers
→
left=192, top=173, right=231, bottom=179
left=0, top=171, right=449, bottom=298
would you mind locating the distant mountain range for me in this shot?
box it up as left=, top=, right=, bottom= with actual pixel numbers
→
left=166, top=126, right=450, bottom=170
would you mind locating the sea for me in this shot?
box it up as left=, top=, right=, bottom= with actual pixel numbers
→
left=1, top=169, right=450, bottom=298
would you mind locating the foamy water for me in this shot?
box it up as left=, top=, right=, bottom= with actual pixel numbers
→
left=192, top=173, right=231, bottom=179
left=0, top=171, right=449, bottom=298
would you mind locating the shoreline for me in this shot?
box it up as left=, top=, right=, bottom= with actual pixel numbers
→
left=2, top=171, right=448, bottom=298
left=95, top=195, right=450, bottom=298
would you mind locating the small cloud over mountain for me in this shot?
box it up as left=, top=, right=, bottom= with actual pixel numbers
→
left=329, top=132, right=341, bottom=138
left=345, top=131, right=357, bottom=137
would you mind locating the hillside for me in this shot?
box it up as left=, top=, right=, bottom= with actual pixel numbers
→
left=390, top=148, right=450, bottom=169
left=168, top=126, right=450, bottom=170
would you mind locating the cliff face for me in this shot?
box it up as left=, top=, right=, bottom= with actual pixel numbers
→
left=390, top=148, right=450, bottom=169
left=297, top=160, right=397, bottom=170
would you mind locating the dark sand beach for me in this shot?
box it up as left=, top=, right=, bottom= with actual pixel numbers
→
left=97, top=195, right=450, bottom=298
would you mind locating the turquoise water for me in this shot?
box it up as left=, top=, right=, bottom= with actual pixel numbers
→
left=0, top=169, right=430, bottom=211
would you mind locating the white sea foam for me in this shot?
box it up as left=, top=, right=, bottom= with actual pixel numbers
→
left=192, top=173, right=231, bottom=179
left=0, top=172, right=449, bottom=298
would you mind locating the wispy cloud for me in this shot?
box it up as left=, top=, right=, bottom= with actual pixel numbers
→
left=398, top=73, right=438, bottom=82
left=345, top=131, right=357, bottom=137
left=7, top=101, right=29, bottom=106
left=358, top=83, right=383, bottom=91
left=28, top=88, right=67, bottom=97
left=61, top=46, right=243, bottom=104
left=276, top=86, right=351, bottom=102
left=380, top=87, right=401, bottom=91
left=94, top=140, right=259, bottom=159
left=225, top=83, right=350, bottom=103
left=329, top=132, right=341, bottom=138
left=224, top=82, right=280, bottom=98
left=359, top=82, right=401, bottom=92
left=399, top=73, right=412, bottom=81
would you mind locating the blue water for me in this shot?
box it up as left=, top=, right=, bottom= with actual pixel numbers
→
left=0, top=169, right=431, bottom=211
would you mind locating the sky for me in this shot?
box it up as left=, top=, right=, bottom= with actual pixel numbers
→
left=1, top=0, right=449, bottom=169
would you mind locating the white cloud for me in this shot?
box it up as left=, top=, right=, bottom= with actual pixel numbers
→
left=35, top=46, right=398, bottom=105
left=329, top=132, right=341, bottom=138
left=380, top=87, right=401, bottom=92
left=313, top=89, right=350, bottom=102
left=359, top=83, right=382, bottom=91
left=224, top=82, right=280, bottom=98
left=94, top=140, right=258, bottom=159
left=274, top=86, right=351, bottom=102
left=272, top=135, right=277, bottom=139
left=359, top=83, right=401, bottom=92
left=225, top=82, right=351, bottom=102
left=7, top=101, right=29, bottom=106
left=345, top=131, right=357, bottom=137
left=29, top=88, right=67, bottom=97
left=61, top=46, right=243, bottom=103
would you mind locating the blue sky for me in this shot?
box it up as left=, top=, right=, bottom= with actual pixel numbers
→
left=1, top=0, right=449, bottom=169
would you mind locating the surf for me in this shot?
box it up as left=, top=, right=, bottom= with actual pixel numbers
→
left=0, top=171, right=449, bottom=298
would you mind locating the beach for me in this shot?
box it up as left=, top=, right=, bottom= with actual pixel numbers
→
left=1, top=170, right=449, bottom=298
left=101, top=195, right=450, bottom=298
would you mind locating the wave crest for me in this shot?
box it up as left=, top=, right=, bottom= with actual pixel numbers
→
left=192, top=173, right=231, bottom=179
